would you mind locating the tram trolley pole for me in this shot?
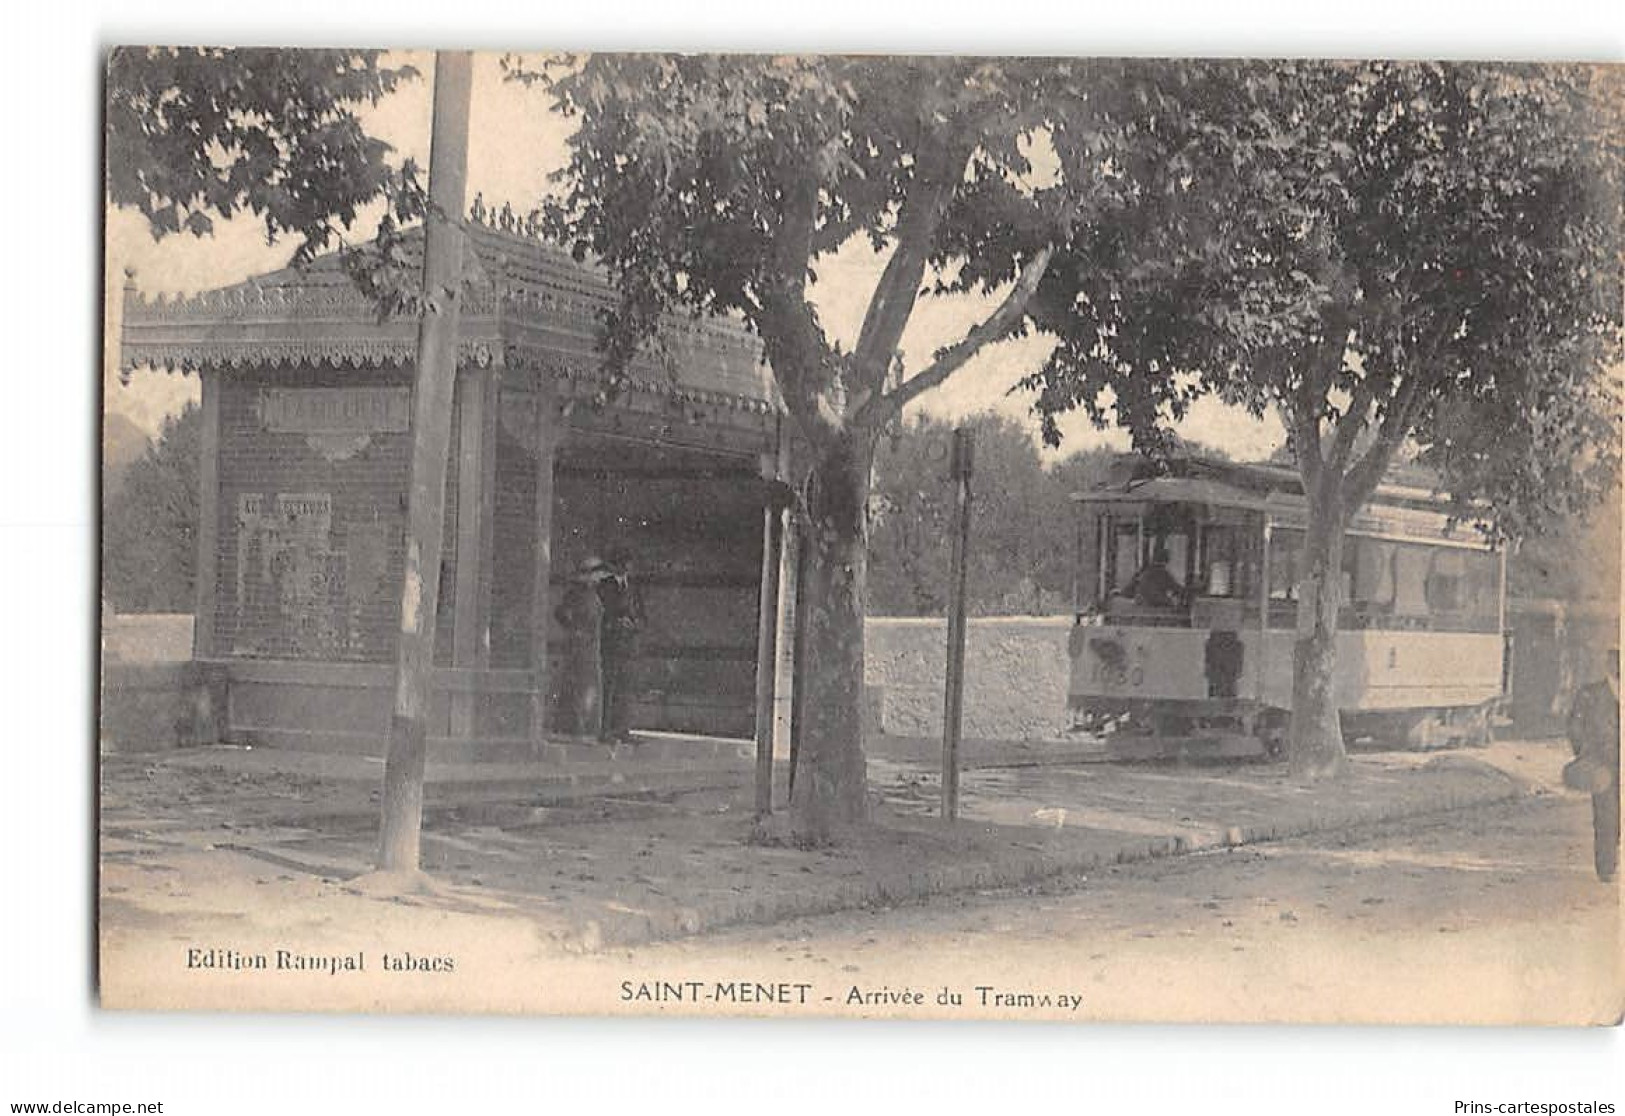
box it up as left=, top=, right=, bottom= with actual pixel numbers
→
left=942, top=427, right=974, bottom=822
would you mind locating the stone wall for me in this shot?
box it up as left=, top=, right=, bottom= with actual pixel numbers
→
left=865, top=616, right=1074, bottom=740
left=102, top=612, right=194, bottom=664
left=100, top=662, right=221, bottom=752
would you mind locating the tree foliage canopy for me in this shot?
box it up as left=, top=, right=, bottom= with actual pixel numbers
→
left=103, top=404, right=199, bottom=613
left=531, top=55, right=1202, bottom=451
left=1020, top=61, right=1624, bottom=539
left=868, top=414, right=1115, bottom=617
left=106, top=47, right=421, bottom=263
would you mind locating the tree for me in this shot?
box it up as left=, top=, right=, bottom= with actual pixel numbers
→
left=1509, top=484, right=1622, bottom=608
left=1020, top=61, right=1624, bottom=778
left=106, top=47, right=421, bottom=263
left=869, top=413, right=1099, bottom=617
left=103, top=405, right=199, bottom=614
left=535, top=56, right=1191, bottom=840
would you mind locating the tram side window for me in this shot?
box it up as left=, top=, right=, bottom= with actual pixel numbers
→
left=1344, top=537, right=1499, bottom=631
left=1199, top=523, right=1251, bottom=599
left=1391, top=544, right=1432, bottom=621
left=1345, top=538, right=1396, bottom=626
left=1426, top=550, right=1465, bottom=612
left=1268, top=528, right=1304, bottom=601
left=1430, top=547, right=1500, bottom=631
left=1465, top=550, right=1501, bottom=627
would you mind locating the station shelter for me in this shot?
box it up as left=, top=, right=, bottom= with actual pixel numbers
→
left=118, top=216, right=799, bottom=761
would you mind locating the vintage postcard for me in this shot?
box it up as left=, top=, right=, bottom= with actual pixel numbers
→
left=99, top=48, right=1623, bottom=1026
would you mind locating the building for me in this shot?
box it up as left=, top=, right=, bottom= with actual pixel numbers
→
left=116, top=215, right=799, bottom=761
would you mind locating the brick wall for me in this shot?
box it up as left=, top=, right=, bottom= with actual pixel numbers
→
left=214, top=366, right=445, bottom=664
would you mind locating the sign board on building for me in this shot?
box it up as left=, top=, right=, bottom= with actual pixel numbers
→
left=259, top=388, right=412, bottom=434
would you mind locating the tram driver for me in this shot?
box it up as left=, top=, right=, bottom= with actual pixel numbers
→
left=1125, top=543, right=1185, bottom=609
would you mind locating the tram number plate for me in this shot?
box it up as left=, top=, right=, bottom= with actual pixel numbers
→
left=1086, top=637, right=1146, bottom=689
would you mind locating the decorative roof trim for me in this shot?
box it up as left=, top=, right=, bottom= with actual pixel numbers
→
left=118, top=223, right=780, bottom=416
left=120, top=337, right=507, bottom=377
left=502, top=348, right=778, bottom=417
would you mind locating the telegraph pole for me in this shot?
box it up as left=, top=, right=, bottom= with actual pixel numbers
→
left=941, top=426, right=974, bottom=822
left=378, top=51, right=474, bottom=873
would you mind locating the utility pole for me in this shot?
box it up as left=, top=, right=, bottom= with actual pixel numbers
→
left=941, top=426, right=974, bottom=822
left=378, top=51, right=475, bottom=873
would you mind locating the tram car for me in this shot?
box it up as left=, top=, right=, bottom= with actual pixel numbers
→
left=1068, top=456, right=1507, bottom=759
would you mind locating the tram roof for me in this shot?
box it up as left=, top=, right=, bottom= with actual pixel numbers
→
left=1073, top=455, right=1451, bottom=510
left=1077, top=475, right=1276, bottom=513
left=1072, top=455, right=1493, bottom=546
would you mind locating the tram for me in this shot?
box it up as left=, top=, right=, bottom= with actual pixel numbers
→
left=1067, top=456, right=1507, bottom=759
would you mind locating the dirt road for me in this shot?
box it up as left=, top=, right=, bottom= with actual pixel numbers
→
left=102, top=761, right=1621, bottom=1024
left=542, top=791, right=1620, bottom=1024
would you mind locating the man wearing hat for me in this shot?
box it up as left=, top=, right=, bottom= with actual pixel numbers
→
left=1566, top=648, right=1620, bottom=884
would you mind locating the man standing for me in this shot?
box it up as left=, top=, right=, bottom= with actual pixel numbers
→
left=596, top=550, right=644, bottom=745
left=1566, top=649, right=1620, bottom=884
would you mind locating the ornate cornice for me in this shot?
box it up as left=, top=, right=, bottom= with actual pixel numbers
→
left=502, top=347, right=777, bottom=417
left=119, top=224, right=779, bottom=417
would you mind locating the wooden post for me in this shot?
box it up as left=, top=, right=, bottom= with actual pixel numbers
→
left=529, top=378, right=559, bottom=750
left=787, top=538, right=808, bottom=800
left=477, top=373, right=500, bottom=668
left=942, top=426, right=974, bottom=823
left=1258, top=519, right=1273, bottom=696
left=770, top=424, right=798, bottom=792
left=377, top=51, right=474, bottom=873
left=450, top=368, right=491, bottom=740
left=191, top=372, right=221, bottom=659
left=1071, top=511, right=1084, bottom=616
left=753, top=452, right=782, bottom=820
left=448, top=367, right=497, bottom=740
left=772, top=513, right=798, bottom=762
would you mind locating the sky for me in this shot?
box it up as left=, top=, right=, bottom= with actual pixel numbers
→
left=104, top=49, right=1289, bottom=460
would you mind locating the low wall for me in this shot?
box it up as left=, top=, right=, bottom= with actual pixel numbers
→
left=100, top=662, right=222, bottom=752
left=865, top=616, right=1074, bottom=741
left=102, top=612, right=195, bottom=664
left=101, top=612, right=1081, bottom=747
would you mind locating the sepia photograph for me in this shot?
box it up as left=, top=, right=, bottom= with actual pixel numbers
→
left=96, top=46, right=1625, bottom=1024
left=11, top=9, right=1621, bottom=1110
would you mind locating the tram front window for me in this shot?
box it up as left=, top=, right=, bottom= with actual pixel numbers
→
left=1097, top=510, right=1192, bottom=614
left=1109, top=520, right=1140, bottom=597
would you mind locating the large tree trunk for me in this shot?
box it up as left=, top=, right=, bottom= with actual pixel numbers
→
left=788, top=437, right=873, bottom=842
left=1288, top=491, right=1350, bottom=780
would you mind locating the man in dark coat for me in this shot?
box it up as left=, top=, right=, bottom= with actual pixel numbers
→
left=1127, top=544, right=1184, bottom=609
left=1567, top=649, right=1620, bottom=883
